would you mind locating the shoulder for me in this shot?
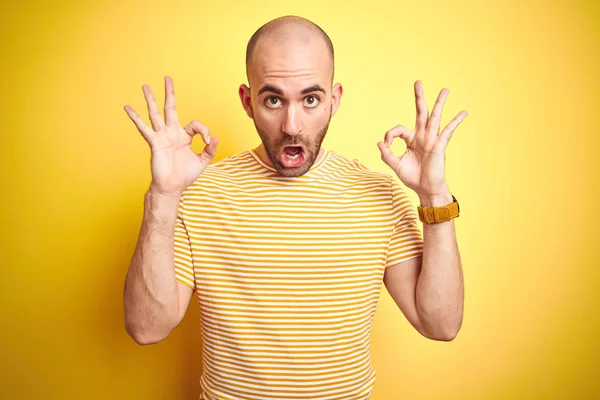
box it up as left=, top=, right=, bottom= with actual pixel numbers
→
left=326, top=150, right=396, bottom=188
left=204, top=150, right=255, bottom=175
left=181, top=150, right=255, bottom=199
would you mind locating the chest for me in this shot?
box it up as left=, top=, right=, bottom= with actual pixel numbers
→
left=185, top=180, right=393, bottom=309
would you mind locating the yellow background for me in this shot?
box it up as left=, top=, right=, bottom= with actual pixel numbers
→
left=1, top=0, right=598, bottom=398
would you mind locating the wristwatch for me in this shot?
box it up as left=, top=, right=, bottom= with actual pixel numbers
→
left=417, top=195, right=460, bottom=224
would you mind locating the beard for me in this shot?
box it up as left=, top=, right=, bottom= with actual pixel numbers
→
left=252, top=107, right=332, bottom=177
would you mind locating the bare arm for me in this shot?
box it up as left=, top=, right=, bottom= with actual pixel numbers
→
left=122, top=76, right=219, bottom=345
left=379, top=80, right=467, bottom=341
left=384, top=198, right=463, bottom=341
left=124, top=189, right=193, bottom=345
left=415, top=194, right=463, bottom=339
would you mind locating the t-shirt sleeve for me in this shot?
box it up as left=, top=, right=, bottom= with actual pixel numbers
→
left=174, top=196, right=196, bottom=291
left=384, top=177, right=424, bottom=269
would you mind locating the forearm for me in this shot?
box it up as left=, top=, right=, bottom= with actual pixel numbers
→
left=124, top=188, right=182, bottom=344
left=415, top=193, right=464, bottom=340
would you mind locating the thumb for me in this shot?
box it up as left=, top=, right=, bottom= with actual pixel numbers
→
left=377, top=141, right=399, bottom=171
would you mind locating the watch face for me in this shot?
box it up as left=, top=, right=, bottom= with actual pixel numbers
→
left=452, top=195, right=460, bottom=213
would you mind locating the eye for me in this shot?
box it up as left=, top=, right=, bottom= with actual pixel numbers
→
left=304, top=95, right=320, bottom=108
left=265, top=96, right=281, bottom=108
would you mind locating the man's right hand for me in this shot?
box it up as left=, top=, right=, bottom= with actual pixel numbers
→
left=124, top=76, right=219, bottom=196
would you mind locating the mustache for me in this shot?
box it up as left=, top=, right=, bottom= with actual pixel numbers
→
left=279, top=137, right=305, bottom=147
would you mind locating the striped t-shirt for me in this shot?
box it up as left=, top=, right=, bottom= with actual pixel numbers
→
left=173, top=148, right=424, bottom=400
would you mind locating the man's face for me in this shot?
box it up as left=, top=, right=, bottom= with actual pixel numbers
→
left=240, top=31, right=342, bottom=177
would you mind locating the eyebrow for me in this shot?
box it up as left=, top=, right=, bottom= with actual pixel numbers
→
left=257, top=84, right=327, bottom=96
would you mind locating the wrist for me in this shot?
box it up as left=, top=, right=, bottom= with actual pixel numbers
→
left=148, top=183, right=183, bottom=201
left=418, top=190, right=453, bottom=207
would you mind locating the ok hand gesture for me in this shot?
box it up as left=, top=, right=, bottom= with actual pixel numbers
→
left=377, top=80, right=467, bottom=203
left=124, top=76, right=219, bottom=196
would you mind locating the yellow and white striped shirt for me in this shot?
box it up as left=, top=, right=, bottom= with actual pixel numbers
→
left=173, top=148, right=423, bottom=400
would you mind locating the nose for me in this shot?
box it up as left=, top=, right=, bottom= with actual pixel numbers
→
left=282, top=103, right=303, bottom=135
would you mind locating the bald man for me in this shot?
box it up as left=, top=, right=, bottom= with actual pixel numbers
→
left=240, top=16, right=339, bottom=178
left=124, top=15, right=466, bottom=400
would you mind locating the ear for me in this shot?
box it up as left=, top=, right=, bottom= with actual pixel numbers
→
left=239, top=84, right=254, bottom=119
left=330, top=83, right=343, bottom=117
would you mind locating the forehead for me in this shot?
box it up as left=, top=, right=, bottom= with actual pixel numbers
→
left=250, top=36, right=331, bottom=94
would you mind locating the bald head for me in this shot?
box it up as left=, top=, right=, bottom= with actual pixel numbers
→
left=245, top=16, right=335, bottom=86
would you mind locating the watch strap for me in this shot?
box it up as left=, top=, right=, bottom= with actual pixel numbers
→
left=417, top=195, right=460, bottom=224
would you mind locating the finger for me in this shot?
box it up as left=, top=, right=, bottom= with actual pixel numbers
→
left=142, top=84, right=164, bottom=132
left=183, top=120, right=211, bottom=145
left=437, top=110, right=468, bottom=150
left=377, top=141, right=400, bottom=172
left=379, top=125, right=412, bottom=172
left=124, top=105, right=155, bottom=144
left=426, top=88, right=449, bottom=135
left=414, top=80, right=429, bottom=132
left=384, top=124, right=414, bottom=147
left=164, top=76, right=179, bottom=126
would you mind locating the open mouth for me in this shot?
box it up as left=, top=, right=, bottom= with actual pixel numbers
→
left=281, top=146, right=305, bottom=168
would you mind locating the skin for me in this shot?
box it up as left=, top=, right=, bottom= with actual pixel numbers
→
left=379, top=81, right=468, bottom=341
left=122, top=77, right=219, bottom=344
left=121, top=15, right=467, bottom=345
left=238, top=18, right=343, bottom=177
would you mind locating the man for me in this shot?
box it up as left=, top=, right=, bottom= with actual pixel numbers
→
left=123, top=15, right=466, bottom=400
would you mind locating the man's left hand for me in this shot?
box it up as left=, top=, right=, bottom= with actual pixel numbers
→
left=377, top=80, right=467, bottom=206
